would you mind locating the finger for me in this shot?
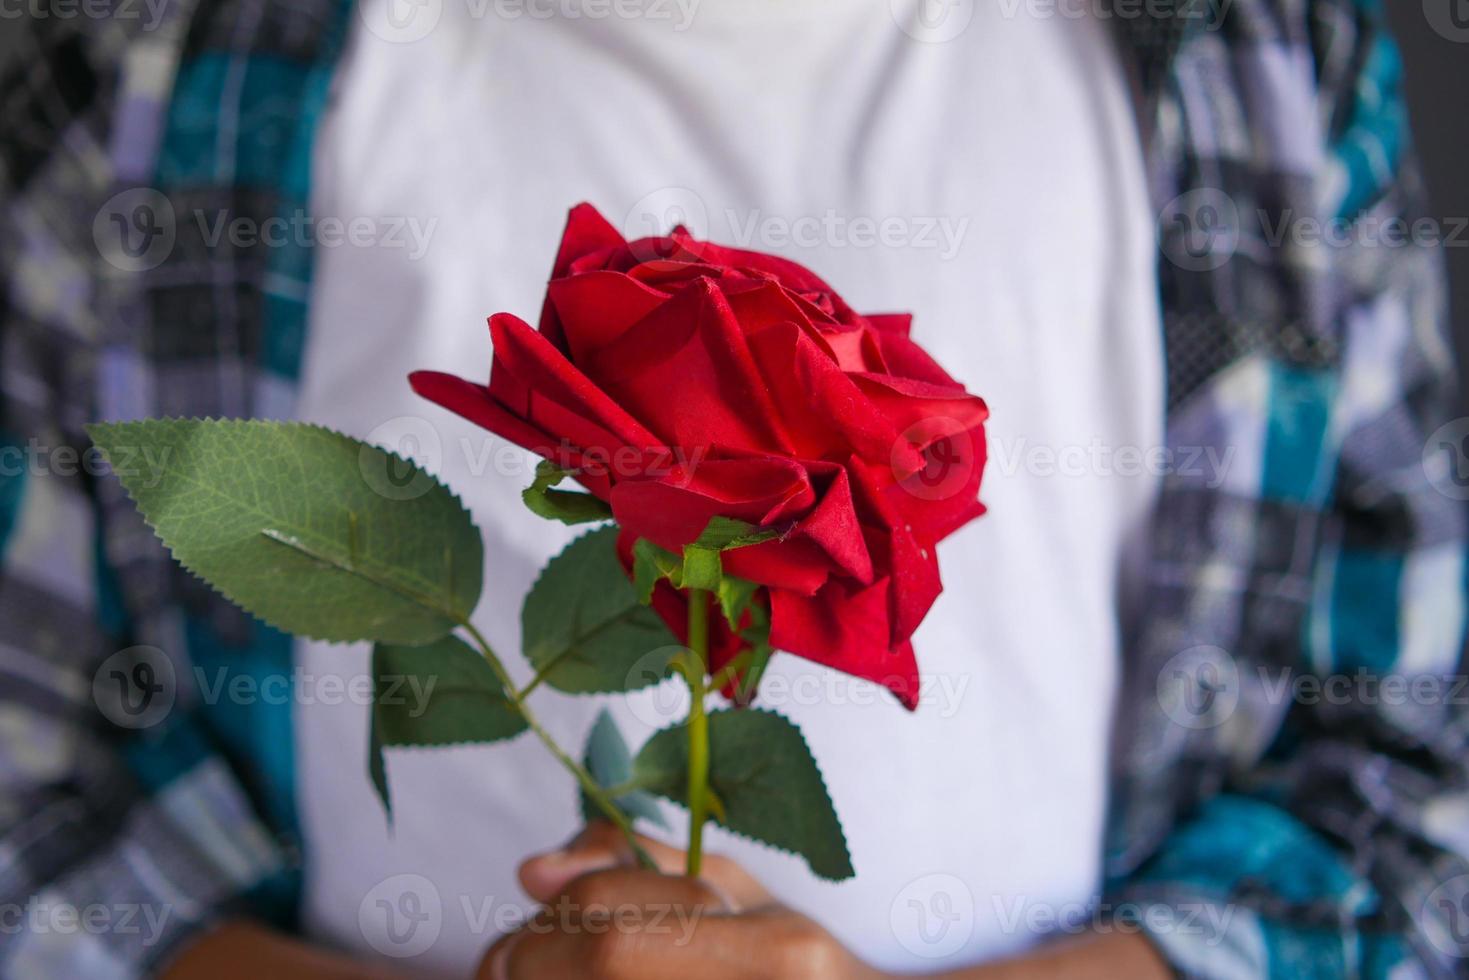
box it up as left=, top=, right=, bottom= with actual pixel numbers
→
left=518, top=823, right=629, bottom=903
left=578, top=820, right=689, bottom=871
left=494, top=912, right=604, bottom=980
left=483, top=907, right=554, bottom=980
left=501, top=925, right=623, bottom=980
left=520, top=822, right=685, bottom=902
left=483, top=928, right=518, bottom=980
left=500, top=874, right=728, bottom=980
left=693, top=853, right=774, bottom=912
left=521, top=822, right=774, bottom=911
left=504, top=923, right=706, bottom=980
left=553, top=867, right=732, bottom=925
left=507, top=903, right=814, bottom=980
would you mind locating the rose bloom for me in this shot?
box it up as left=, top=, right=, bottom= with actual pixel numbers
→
left=411, top=204, right=987, bottom=709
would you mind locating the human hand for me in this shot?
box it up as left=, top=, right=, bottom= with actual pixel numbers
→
left=480, top=822, right=885, bottom=980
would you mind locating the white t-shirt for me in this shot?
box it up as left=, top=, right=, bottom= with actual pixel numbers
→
left=295, top=0, right=1164, bottom=974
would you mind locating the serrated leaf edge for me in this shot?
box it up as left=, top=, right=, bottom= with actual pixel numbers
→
left=521, top=525, right=678, bottom=696
left=86, top=417, right=484, bottom=645
left=377, top=732, right=528, bottom=753
left=640, top=706, right=854, bottom=882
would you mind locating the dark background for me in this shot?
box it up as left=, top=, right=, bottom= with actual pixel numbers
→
left=1389, top=4, right=1469, bottom=403
left=1, top=10, right=1465, bottom=393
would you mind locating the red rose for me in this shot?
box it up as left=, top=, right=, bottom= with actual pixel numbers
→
left=410, top=204, right=987, bottom=709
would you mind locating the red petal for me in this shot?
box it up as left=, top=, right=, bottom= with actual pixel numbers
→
left=552, top=203, right=626, bottom=277
left=671, top=239, right=840, bottom=297
left=851, top=372, right=989, bottom=438
left=820, top=330, right=871, bottom=373
left=721, top=538, right=832, bottom=595
left=787, top=467, right=874, bottom=584
left=582, top=279, right=792, bottom=456
left=746, top=321, right=920, bottom=471
left=608, top=456, right=816, bottom=552
left=721, top=279, right=819, bottom=333
left=487, top=313, right=662, bottom=459
left=769, top=579, right=921, bottom=710
left=545, top=271, right=668, bottom=361
left=538, top=204, right=629, bottom=348
left=866, top=313, right=912, bottom=336
left=872, top=330, right=962, bottom=387
left=407, top=370, right=616, bottom=497
left=884, top=421, right=989, bottom=543
left=850, top=460, right=944, bottom=645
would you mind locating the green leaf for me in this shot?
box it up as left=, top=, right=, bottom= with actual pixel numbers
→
left=734, top=636, right=774, bottom=705
left=630, top=517, right=777, bottom=604
left=633, top=708, right=853, bottom=881
left=522, top=526, right=681, bottom=693
left=370, top=634, right=528, bottom=817
left=689, top=516, right=778, bottom=551
left=580, top=709, right=668, bottom=830
left=733, top=602, right=774, bottom=704
left=716, top=576, right=760, bottom=630
left=87, top=419, right=483, bottom=645
left=368, top=709, right=388, bottom=819
left=632, top=538, right=685, bottom=603
left=522, top=460, right=613, bottom=525
left=680, top=546, right=723, bottom=591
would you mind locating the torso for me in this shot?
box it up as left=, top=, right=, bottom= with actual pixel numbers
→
left=295, top=0, right=1163, bottom=972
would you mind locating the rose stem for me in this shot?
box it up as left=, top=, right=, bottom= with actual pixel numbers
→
left=458, top=619, right=657, bottom=871
left=684, top=587, right=712, bottom=878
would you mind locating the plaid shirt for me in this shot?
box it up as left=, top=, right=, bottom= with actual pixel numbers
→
left=1, top=0, right=1464, bottom=976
